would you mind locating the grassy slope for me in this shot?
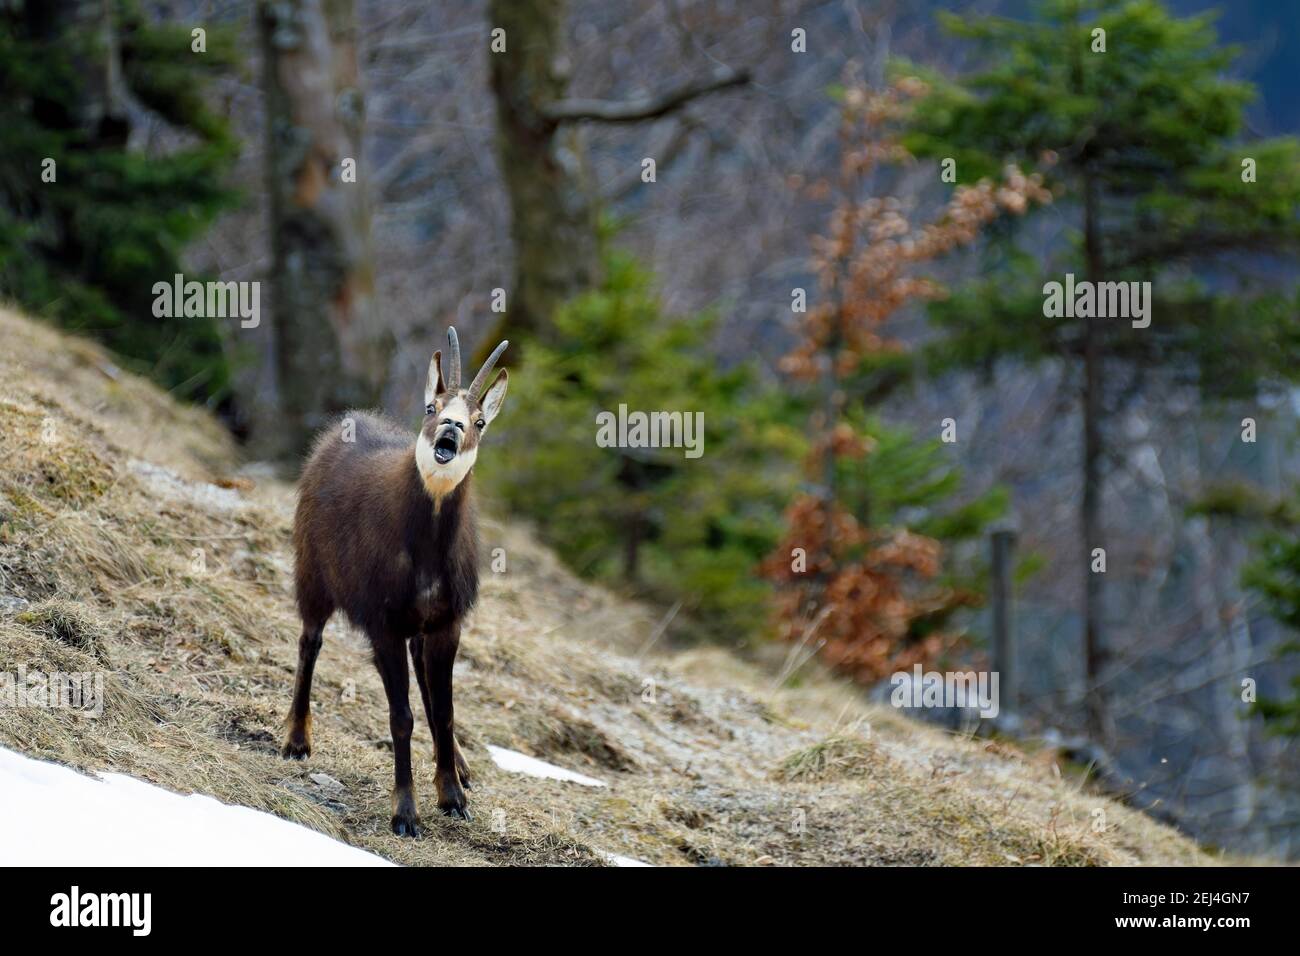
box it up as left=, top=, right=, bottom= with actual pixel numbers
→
left=0, top=307, right=1215, bottom=866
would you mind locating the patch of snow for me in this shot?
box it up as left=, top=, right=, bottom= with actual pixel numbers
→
left=0, top=747, right=391, bottom=866
left=485, top=744, right=607, bottom=788
left=600, top=850, right=652, bottom=867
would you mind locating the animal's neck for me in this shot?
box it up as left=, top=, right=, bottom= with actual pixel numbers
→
left=409, top=444, right=470, bottom=513
left=414, top=429, right=478, bottom=502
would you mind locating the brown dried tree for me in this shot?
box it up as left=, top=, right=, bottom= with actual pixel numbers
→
left=766, top=78, right=1050, bottom=684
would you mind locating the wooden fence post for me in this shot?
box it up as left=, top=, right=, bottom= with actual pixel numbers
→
left=990, top=526, right=1018, bottom=718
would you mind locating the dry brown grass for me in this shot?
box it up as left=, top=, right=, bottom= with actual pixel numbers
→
left=0, top=306, right=1220, bottom=866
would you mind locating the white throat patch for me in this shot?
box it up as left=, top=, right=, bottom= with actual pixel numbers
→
left=416, top=429, right=477, bottom=499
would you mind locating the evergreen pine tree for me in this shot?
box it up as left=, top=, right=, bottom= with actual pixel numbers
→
left=480, top=248, right=802, bottom=638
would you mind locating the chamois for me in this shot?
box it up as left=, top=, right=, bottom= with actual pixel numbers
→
left=282, top=328, right=508, bottom=836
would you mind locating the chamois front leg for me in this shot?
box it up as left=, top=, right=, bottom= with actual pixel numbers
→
left=422, top=620, right=470, bottom=820
left=373, top=634, right=420, bottom=837
left=411, top=634, right=472, bottom=790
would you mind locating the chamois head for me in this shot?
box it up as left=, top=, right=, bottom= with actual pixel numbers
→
left=416, top=327, right=509, bottom=498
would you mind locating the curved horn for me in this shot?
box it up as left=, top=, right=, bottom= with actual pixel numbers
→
left=446, top=327, right=462, bottom=391
left=469, top=340, right=509, bottom=398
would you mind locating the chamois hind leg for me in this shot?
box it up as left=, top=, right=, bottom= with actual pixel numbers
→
left=421, top=618, right=470, bottom=820
left=374, top=634, right=420, bottom=837
left=282, top=603, right=331, bottom=760
left=411, top=634, right=472, bottom=790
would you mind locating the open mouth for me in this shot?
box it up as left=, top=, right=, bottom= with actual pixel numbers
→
left=433, top=431, right=459, bottom=464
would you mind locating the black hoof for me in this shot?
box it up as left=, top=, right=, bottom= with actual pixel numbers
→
left=440, top=802, right=472, bottom=822
left=281, top=739, right=310, bottom=760
left=391, top=814, right=422, bottom=838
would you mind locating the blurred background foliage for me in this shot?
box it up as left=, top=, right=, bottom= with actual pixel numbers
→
left=0, top=1, right=239, bottom=401
left=482, top=245, right=804, bottom=640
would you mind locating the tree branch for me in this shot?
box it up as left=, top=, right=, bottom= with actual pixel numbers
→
left=601, top=116, right=701, bottom=202
left=543, top=65, right=750, bottom=125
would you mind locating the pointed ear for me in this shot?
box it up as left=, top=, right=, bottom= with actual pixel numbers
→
left=481, top=368, right=508, bottom=425
left=425, top=349, right=445, bottom=407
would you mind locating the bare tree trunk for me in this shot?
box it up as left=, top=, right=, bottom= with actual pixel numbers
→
left=258, top=0, right=385, bottom=457
left=1070, top=6, right=1110, bottom=745
left=482, top=0, right=599, bottom=356
left=1082, top=164, right=1110, bottom=745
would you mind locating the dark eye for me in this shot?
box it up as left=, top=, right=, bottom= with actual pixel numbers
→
left=475, top=420, right=485, bottom=430
left=425, top=403, right=436, bottom=416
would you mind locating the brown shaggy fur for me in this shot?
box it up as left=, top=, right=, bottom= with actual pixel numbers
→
left=283, top=399, right=495, bottom=833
